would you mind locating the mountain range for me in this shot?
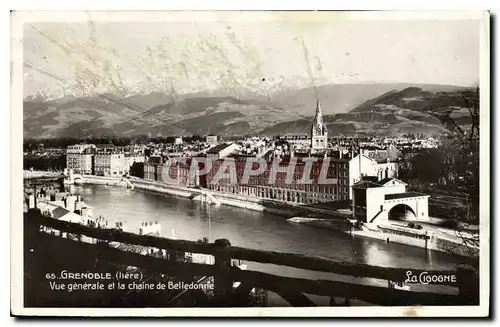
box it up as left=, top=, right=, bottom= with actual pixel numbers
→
left=23, top=83, right=476, bottom=139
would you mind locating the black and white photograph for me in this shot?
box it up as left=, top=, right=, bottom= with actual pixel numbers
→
left=11, top=10, right=490, bottom=317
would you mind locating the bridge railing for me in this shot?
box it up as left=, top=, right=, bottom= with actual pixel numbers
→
left=24, top=210, right=479, bottom=307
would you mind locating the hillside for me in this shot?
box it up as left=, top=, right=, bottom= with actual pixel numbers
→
left=22, top=83, right=473, bottom=138
left=268, top=83, right=466, bottom=114
left=260, top=86, right=477, bottom=137
left=23, top=95, right=304, bottom=138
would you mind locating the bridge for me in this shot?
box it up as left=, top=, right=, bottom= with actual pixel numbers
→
left=114, top=178, right=135, bottom=190
left=383, top=192, right=430, bottom=222
left=23, top=171, right=63, bottom=182
left=190, top=187, right=221, bottom=206
left=352, top=178, right=430, bottom=224
left=24, top=209, right=479, bottom=307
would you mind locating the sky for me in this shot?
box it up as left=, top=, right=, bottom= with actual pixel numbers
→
left=22, top=12, right=481, bottom=99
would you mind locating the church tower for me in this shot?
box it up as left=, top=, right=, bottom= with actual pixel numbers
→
left=310, top=100, right=328, bottom=153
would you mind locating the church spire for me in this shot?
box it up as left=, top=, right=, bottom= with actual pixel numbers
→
left=310, top=100, right=328, bottom=153
left=314, top=100, right=323, bottom=125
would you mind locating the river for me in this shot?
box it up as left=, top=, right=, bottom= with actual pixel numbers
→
left=67, top=184, right=470, bottom=306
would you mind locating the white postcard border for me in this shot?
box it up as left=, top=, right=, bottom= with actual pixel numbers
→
left=10, top=10, right=491, bottom=317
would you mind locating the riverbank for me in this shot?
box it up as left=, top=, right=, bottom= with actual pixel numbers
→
left=23, top=170, right=62, bottom=180
left=81, top=175, right=351, bottom=219
left=352, top=223, right=479, bottom=258
left=69, top=174, right=479, bottom=258
left=287, top=217, right=352, bottom=232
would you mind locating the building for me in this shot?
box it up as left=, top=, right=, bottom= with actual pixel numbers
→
left=206, top=135, right=218, bottom=146
left=348, top=154, right=381, bottom=199
left=144, top=155, right=165, bottom=181
left=310, top=101, right=328, bottom=153
left=66, top=144, right=95, bottom=174
left=124, top=153, right=145, bottom=174
left=143, top=155, right=202, bottom=187
left=361, top=145, right=401, bottom=179
left=94, top=151, right=126, bottom=177
left=206, top=143, right=241, bottom=160
left=165, top=158, right=201, bottom=187
left=348, top=151, right=400, bottom=199
left=351, top=177, right=430, bottom=224
left=205, top=155, right=350, bottom=204
left=175, top=136, right=183, bottom=145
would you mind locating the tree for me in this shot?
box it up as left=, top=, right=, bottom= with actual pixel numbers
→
left=427, top=88, right=479, bottom=215
left=428, top=87, right=480, bottom=258
left=405, top=149, right=445, bottom=184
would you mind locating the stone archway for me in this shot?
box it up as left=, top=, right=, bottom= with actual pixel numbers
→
left=388, top=204, right=416, bottom=221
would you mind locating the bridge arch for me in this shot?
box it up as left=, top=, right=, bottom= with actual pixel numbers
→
left=388, top=203, right=416, bottom=221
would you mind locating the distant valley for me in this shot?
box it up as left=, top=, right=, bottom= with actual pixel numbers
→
left=23, top=83, right=476, bottom=139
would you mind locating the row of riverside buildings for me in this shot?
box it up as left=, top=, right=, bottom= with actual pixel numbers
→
left=66, top=144, right=145, bottom=176
left=64, top=101, right=402, bottom=206
left=143, top=101, right=401, bottom=205
left=143, top=148, right=399, bottom=205
left=61, top=100, right=430, bottom=222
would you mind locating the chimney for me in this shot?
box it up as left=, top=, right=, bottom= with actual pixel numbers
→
left=28, top=194, right=35, bottom=209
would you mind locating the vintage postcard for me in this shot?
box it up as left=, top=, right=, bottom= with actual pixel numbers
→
left=11, top=10, right=490, bottom=317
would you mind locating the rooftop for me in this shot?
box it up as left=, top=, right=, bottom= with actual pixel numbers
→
left=52, top=206, right=70, bottom=219
left=95, top=144, right=115, bottom=148
left=352, top=181, right=382, bottom=189
left=148, top=156, right=163, bottom=165
left=378, top=177, right=394, bottom=185
left=227, top=153, right=257, bottom=158
left=207, top=143, right=233, bottom=154
left=364, top=148, right=401, bottom=163
left=361, top=176, right=379, bottom=183
left=385, top=192, right=428, bottom=200
left=378, top=177, right=407, bottom=186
